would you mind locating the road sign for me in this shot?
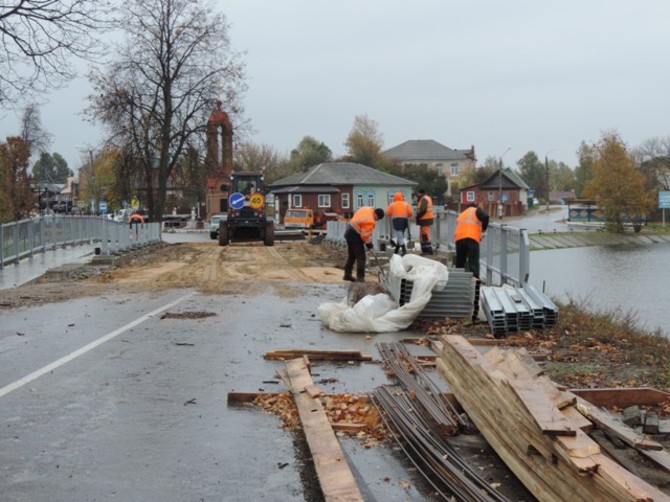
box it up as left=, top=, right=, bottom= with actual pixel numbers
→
left=229, top=192, right=245, bottom=210
left=249, top=193, right=265, bottom=209
left=131, top=197, right=140, bottom=209
left=501, top=194, right=509, bottom=203
left=99, top=201, right=108, bottom=213
left=659, top=191, right=670, bottom=209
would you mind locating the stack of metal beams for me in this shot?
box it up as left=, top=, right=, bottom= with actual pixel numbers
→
left=480, top=285, right=559, bottom=337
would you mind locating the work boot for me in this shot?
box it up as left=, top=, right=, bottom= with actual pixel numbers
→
left=343, top=274, right=355, bottom=282
left=400, top=245, right=406, bottom=256
left=356, top=277, right=365, bottom=283
left=394, top=244, right=400, bottom=254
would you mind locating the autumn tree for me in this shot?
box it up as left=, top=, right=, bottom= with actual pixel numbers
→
left=0, top=1, right=108, bottom=105
left=343, top=114, right=384, bottom=167
left=235, top=141, right=287, bottom=184
left=87, top=0, right=246, bottom=221
left=0, top=137, right=34, bottom=221
left=78, top=149, right=119, bottom=213
left=583, top=132, right=653, bottom=232
left=289, top=136, right=332, bottom=171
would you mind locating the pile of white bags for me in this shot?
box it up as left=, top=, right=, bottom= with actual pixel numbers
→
left=318, top=254, right=449, bottom=333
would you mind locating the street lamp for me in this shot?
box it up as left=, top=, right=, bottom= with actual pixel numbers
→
left=498, top=147, right=511, bottom=219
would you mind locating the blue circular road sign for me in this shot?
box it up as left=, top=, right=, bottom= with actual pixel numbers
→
left=229, top=192, right=246, bottom=210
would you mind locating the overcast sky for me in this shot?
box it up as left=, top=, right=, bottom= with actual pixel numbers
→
left=1, top=0, right=669, bottom=173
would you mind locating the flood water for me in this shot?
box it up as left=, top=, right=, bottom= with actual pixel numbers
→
left=528, top=243, right=670, bottom=336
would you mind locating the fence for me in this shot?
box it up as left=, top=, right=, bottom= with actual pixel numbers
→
left=0, top=216, right=162, bottom=269
left=325, top=209, right=530, bottom=287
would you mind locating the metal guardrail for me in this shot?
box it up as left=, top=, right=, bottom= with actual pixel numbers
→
left=325, top=209, right=530, bottom=287
left=0, top=215, right=162, bottom=269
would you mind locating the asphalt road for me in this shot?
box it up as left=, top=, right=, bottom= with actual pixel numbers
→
left=0, top=276, right=461, bottom=501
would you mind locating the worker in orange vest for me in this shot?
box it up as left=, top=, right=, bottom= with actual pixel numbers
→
left=454, top=202, right=489, bottom=279
left=416, top=188, right=434, bottom=255
left=386, top=192, right=412, bottom=255
left=343, top=207, right=385, bottom=282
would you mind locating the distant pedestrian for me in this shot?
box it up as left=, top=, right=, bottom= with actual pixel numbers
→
left=343, top=207, right=385, bottom=282
left=416, top=188, right=434, bottom=255
left=454, top=202, right=489, bottom=280
left=386, top=192, right=412, bottom=255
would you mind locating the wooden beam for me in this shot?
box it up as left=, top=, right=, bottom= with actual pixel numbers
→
left=285, top=357, right=363, bottom=502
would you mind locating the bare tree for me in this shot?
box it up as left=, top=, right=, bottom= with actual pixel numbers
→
left=0, top=0, right=109, bottom=105
left=87, top=0, right=246, bottom=221
left=633, top=137, right=670, bottom=191
left=20, top=103, right=52, bottom=155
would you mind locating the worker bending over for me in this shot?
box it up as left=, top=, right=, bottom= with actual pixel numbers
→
left=343, top=207, right=385, bottom=282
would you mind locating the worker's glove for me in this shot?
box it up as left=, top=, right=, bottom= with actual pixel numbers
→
left=481, top=232, right=486, bottom=240
left=365, top=242, right=373, bottom=250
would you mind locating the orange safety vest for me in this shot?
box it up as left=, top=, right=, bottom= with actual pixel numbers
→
left=454, top=207, right=483, bottom=242
left=386, top=192, right=412, bottom=219
left=418, top=195, right=433, bottom=221
left=350, top=206, right=377, bottom=244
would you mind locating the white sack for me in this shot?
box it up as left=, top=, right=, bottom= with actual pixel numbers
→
left=318, top=254, right=449, bottom=333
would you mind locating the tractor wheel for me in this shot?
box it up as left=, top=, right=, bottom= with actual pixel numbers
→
left=263, top=221, right=275, bottom=246
left=218, top=221, right=229, bottom=246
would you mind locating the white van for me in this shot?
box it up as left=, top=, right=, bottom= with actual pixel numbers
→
left=114, top=208, right=133, bottom=223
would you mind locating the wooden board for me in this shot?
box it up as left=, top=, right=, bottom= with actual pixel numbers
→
left=570, top=387, right=670, bottom=408
left=285, top=358, right=363, bottom=502
left=264, top=349, right=373, bottom=361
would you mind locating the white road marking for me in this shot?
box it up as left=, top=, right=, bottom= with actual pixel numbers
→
left=0, top=292, right=195, bottom=398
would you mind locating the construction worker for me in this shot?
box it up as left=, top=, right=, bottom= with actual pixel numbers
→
left=454, top=202, right=489, bottom=280
left=386, top=192, right=412, bottom=255
left=416, top=188, right=434, bottom=255
left=343, top=207, right=385, bottom=282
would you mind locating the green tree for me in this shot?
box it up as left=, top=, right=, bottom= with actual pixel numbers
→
left=574, top=141, right=595, bottom=198
left=516, top=151, right=547, bottom=199
left=87, top=0, right=246, bottom=221
left=553, top=162, right=576, bottom=193
left=343, top=114, right=383, bottom=167
left=0, top=1, right=108, bottom=104
left=0, top=137, right=34, bottom=221
left=32, top=153, right=73, bottom=184
left=289, top=136, right=332, bottom=170
left=583, top=132, right=653, bottom=232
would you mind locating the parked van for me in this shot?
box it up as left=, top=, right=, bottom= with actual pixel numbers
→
left=114, top=208, right=133, bottom=223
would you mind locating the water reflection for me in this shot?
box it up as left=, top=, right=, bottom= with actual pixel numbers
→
left=529, top=243, right=670, bottom=336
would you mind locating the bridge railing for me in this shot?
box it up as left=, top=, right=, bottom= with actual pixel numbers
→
left=325, top=209, right=530, bottom=287
left=0, top=215, right=162, bottom=269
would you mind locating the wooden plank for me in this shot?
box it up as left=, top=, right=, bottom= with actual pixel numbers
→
left=573, top=395, right=664, bottom=451
left=264, top=349, right=373, bottom=361
left=285, top=358, right=363, bottom=502
left=638, top=449, right=670, bottom=474
left=570, top=387, right=670, bottom=408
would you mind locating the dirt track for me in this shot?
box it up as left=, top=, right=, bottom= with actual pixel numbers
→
left=0, top=241, right=349, bottom=308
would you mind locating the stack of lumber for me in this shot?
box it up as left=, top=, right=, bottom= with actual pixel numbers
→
left=435, top=335, right=669, bottom=502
